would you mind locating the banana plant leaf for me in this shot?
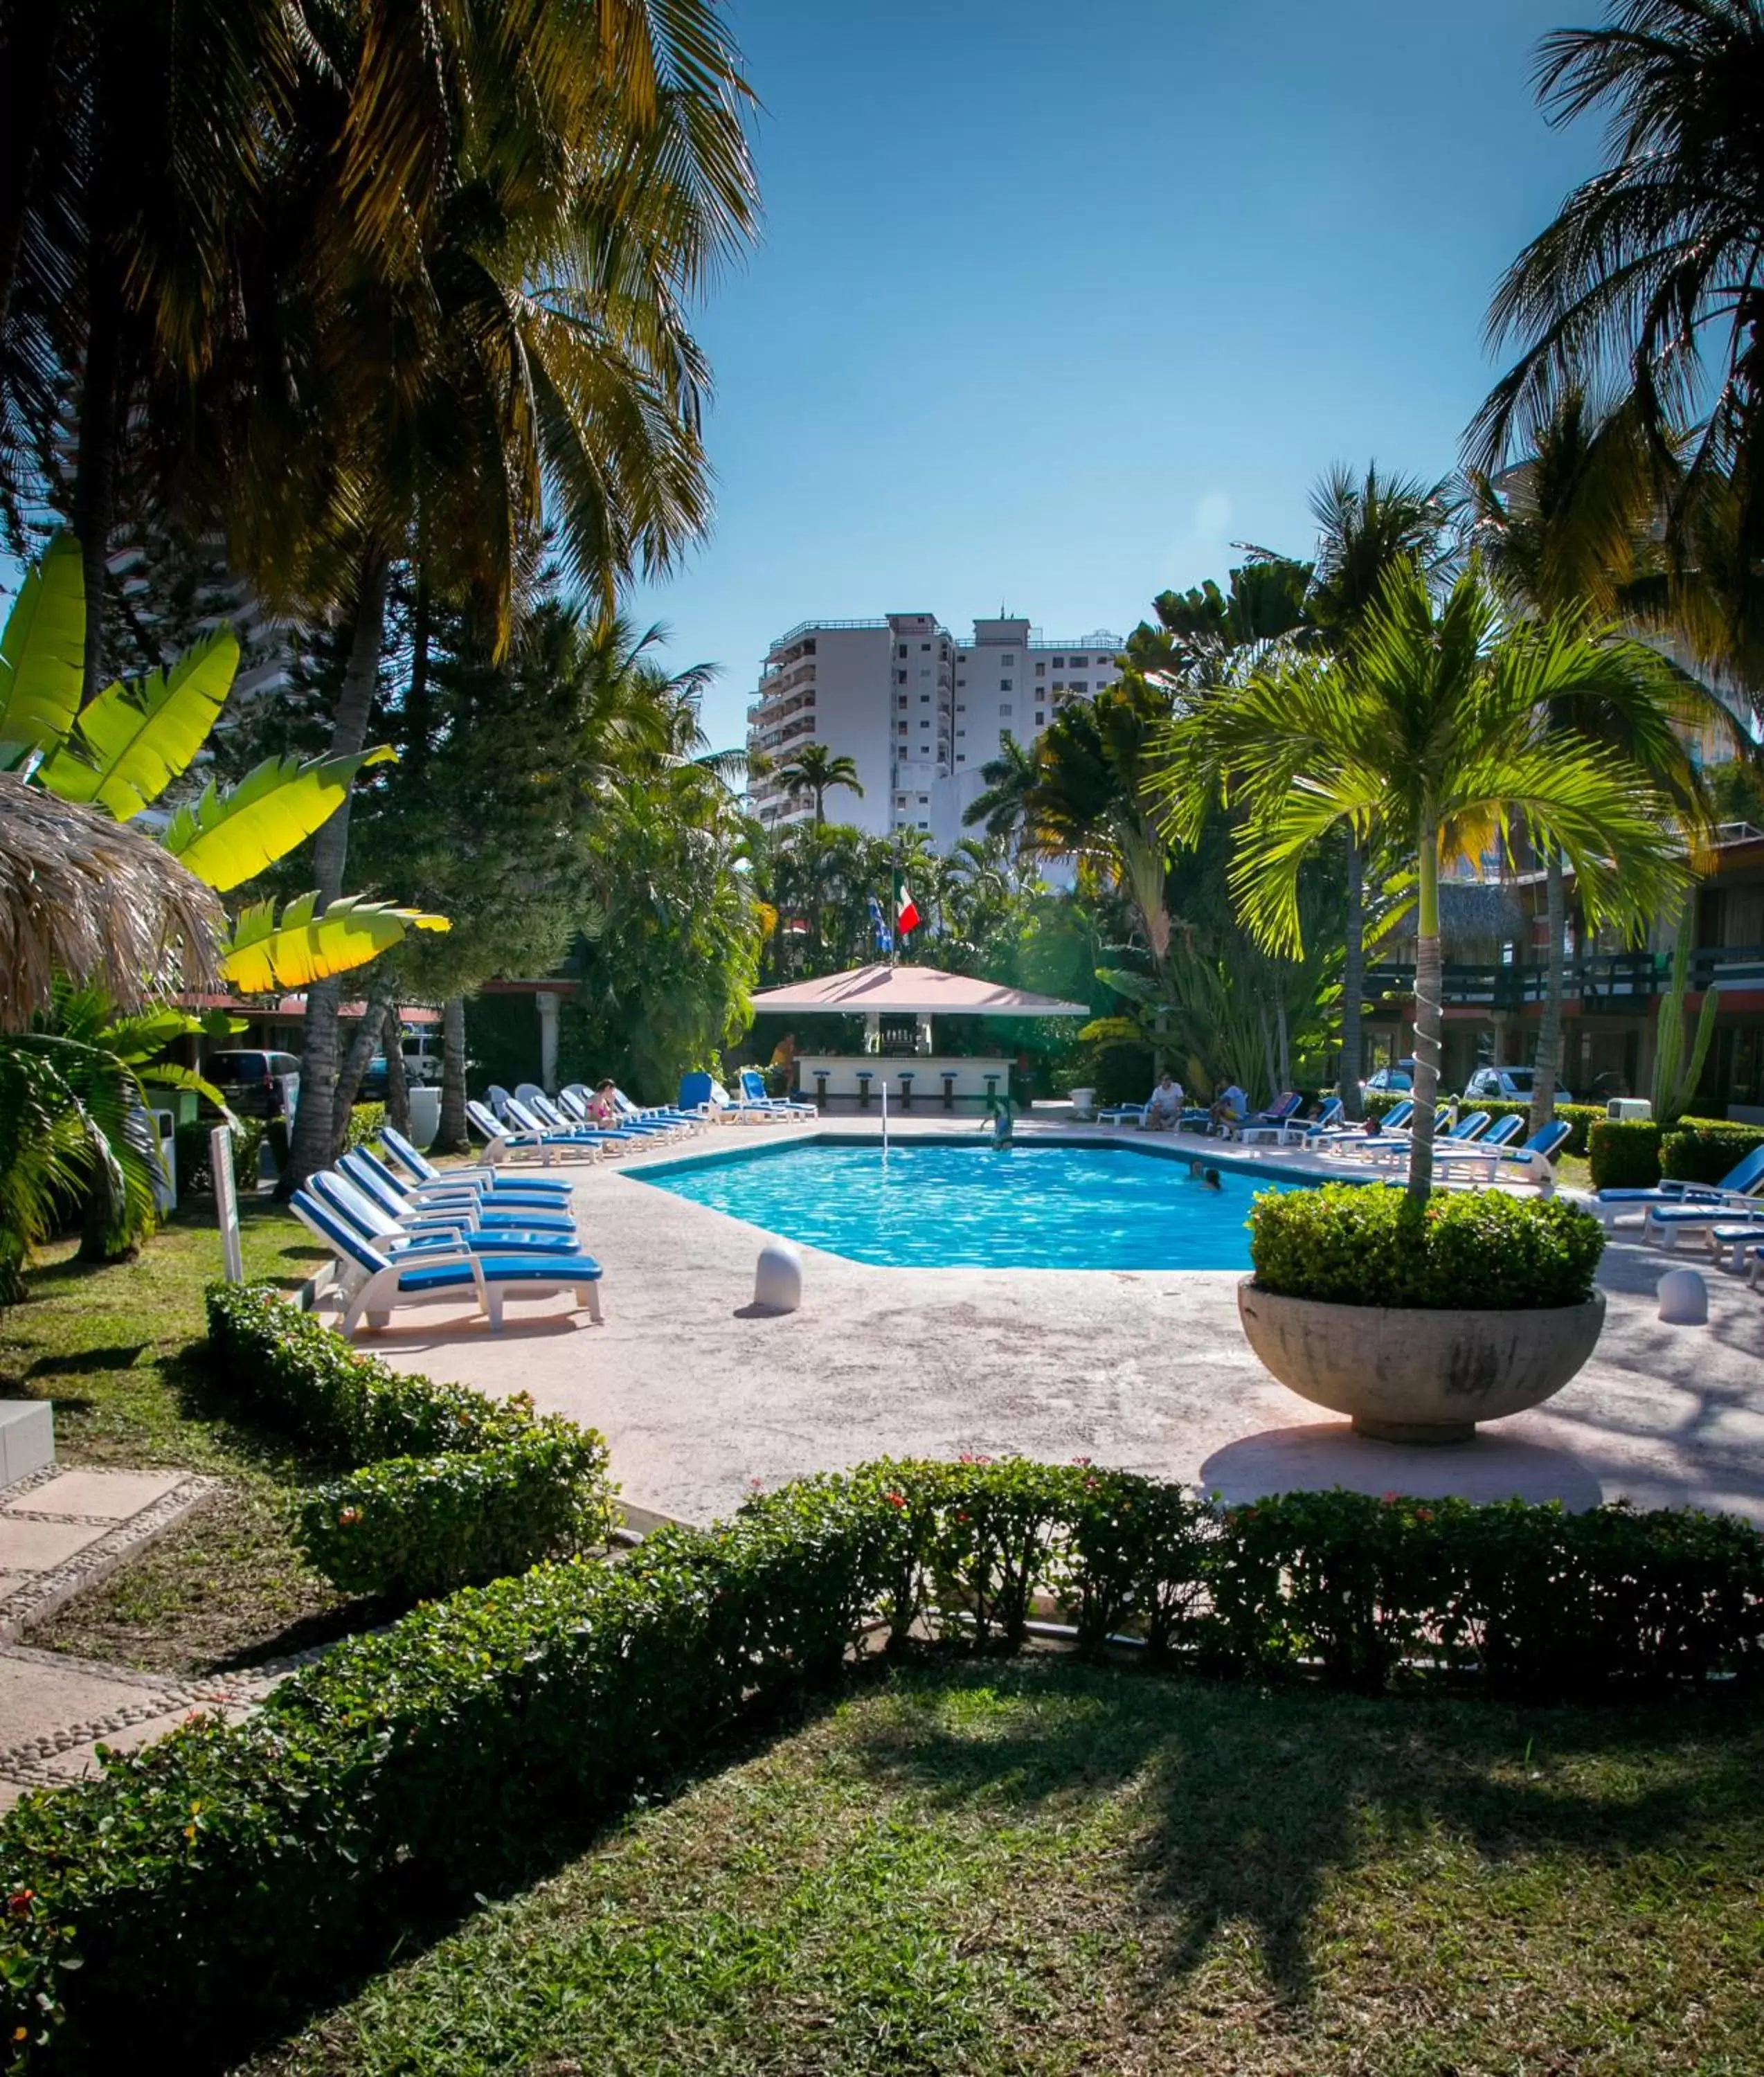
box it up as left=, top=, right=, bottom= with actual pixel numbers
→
left=0, top=534, right=84, bottom=768
left=219, top=893, right=449, bottom=993
left=163, top=746, right=399, bottom=892
left=39, top=629, right=240, bottom=819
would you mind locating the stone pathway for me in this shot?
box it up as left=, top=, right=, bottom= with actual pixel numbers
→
left=0, top=1463, right=228, bottom=1813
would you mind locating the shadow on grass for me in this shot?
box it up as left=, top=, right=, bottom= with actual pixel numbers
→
left=24, top=1343, right=147, bottom=1378
left=164, top=1347, right=349, bottom=1486
left=844, top=1655, right=1764, bottom=2010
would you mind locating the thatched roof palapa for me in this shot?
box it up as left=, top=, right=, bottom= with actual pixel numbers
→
left=0, top=774, right=224, bottom=1030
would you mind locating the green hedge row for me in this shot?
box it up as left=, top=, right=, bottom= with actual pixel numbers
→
left=1249, top=1183, right=1605, bottom=1309
left=205, top=1286, right=615, bottom=1599
left=4, top=1460, right=1761, bottom=2064
left=172, top=1118, right=264, bottom=1197
left=1586, top=1115, right=1743, bottom=1189
left=1661, top=1123, right=1764, bottom=1187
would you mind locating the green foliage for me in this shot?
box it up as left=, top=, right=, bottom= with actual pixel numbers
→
left=172, top=1118, right=264, bottom=1198
left=1587, top=1118, right=1663, bottom=1188
left=1660, top=1124, right=1764, bottom=1187
left=343, top=1103, right=386, bottom=1152
left=1459, top=1097, right=1608, bottom=1156
left=203, top=1285, right=614, bottom=1599
left=3, top=1460, right=1759, bottom=2061
left=300, top=1430, right=615, bottom=1601
left=1248, top=1183, right=1605, bottom=1310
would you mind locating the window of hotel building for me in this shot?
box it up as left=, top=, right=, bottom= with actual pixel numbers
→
left=918, top=820, right=929, bottom=830
left=1035, top=661, right=1045, bottom=674
left=918, top=794, right=929, bottom=804
left=955, top=728, right=965, bottom=736
left=1070, top=681, right=1086, bottom=694
left=957, top=753, right=966, bottom=763
left=898, top=721, right=908, bottom=735
left=1002, top=654, right=1015, bottom=664
left=897, top=694, right=908, bottom=708
left=956, top=703, right=965, bottom=712
left=957, top=652, right=967, bottom=660
left=920, top=641, right=930, bottom=650
left=896, top=794, right=908, bottom=805
left=955, top=677, right=966, bottom=687
left=1034, top=711, right=1045, bottom=726
left=896, top=670, right=906, bottom=684
left=1000, top=678, right=1012, bottom=691
left=897, top=643, right=907, bottom=657
left=919, top=692, right=930, bottom=702
left=999, top=703, right=1012, bottom=715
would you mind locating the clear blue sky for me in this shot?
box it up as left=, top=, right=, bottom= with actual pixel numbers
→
left=630, top=0, right=1596, bottom=749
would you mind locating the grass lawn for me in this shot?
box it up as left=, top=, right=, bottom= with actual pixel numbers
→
left=248, top=1657, right=1764, bottom=2077
left=0, top=1202, right=370, bottom=1676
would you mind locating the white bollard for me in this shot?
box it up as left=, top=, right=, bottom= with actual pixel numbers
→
left=1657, top=1266, right=1708, bottom=1325
left=753, top=1242, right=803, bottom=1313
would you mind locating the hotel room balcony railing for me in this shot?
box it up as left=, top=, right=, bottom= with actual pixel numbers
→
left=1363, top=944, right=1764, bottom=1011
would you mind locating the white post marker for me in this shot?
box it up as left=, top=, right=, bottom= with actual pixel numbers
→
left=210, top=1125, right=244, bottom=1283
left=881, top=1077, right=890, bottom=1156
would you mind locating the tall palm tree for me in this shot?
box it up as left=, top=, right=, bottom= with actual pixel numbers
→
left=1304, top=465, right=1457, bottom=1115
left=1472, top=0, right=1764, bottom=654
left=1466, top=390, right=1722, bottom=1129
left=776, top=743, right=864, bottom=827
left=1168, top=563, right=1691, bottom=1202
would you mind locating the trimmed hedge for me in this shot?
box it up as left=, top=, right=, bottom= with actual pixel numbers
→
left=172, top=1117, right=264, bottom=1198
left=3, top=1459, right=1760, bottom=2064
left=1661, top=1123, right=1764, bottom=1187
left=1586, top=1115, right=1738, bottom=1189
left=1248, top=1182, right=1605, bottom=1310
left=205, top=1285, right=615, bottom=1599
left=1587, top=1117, right=1662, bottom=1189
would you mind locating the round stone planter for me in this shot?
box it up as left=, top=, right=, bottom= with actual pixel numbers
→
left=1236, top=1280, right=1606, bottom=1444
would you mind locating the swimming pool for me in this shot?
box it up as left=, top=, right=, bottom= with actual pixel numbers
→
left=628, top=1138, right=1308, bottom=1271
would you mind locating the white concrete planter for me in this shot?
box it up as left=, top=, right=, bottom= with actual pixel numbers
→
left=406, top=1085, right=442, bottom=1149
left=1236, top=1280, right=1606, bottom=1444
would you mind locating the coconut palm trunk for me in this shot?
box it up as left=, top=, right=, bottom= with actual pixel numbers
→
left=285, top=551, right=390, bottom=1189
left=1407, top=822, right=1443, bottom=1204
left=438, top=995, right=469, bottom=1151
left=1339, top=829, right=1365, bottom=1120
left=1529, top=852, right=1567, bottom=1136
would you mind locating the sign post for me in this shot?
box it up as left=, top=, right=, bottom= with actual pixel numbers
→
left=210, top=1126, right=244, bottom=1283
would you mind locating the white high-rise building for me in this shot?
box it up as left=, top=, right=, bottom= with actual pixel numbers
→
left=746, top=609, right=1124, bottom=849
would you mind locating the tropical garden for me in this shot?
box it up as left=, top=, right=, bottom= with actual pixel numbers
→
left=1, top=3, right=1764, bottom=2069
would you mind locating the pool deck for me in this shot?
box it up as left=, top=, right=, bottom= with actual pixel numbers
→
left=360, top=1115, right=1764, bottom=1529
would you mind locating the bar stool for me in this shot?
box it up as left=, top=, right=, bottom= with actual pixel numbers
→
left=983, top=1072, right=1001, bottom=1113
left=941, top=1072, right=958, bottom=1110
left=813, top=1070, right=830, bottom=1111
left=856, top=1070, right=874, bottom=1110
left=897, top=1071, right=915, bottom=1110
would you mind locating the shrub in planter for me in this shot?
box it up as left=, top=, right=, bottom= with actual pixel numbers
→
left=1587, top=1117, right=1662, bottom=1187
left=1248, top=1183, right=1604, bottom=1311
left=1660, top=1124, right=1764, bottom=1187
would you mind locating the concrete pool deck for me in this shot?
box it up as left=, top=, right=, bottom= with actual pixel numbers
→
left=359, top=1118, right=1764, bottom=1529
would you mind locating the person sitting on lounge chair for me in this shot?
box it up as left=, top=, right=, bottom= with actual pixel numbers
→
left=1144, top=1072, right=1185, bottom=1131
left=1209, top=1084, right=1248, bottom=1133
left=586, top=1079, right=620, bottom=1126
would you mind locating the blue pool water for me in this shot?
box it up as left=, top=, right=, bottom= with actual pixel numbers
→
left=629, top=1139, right=1307, bottom=1270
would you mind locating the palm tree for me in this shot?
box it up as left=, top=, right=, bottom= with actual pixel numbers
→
left=1472, top=0, right=1764, bottom=639
left=776, top=743, right=864, bottom=827
left=1466, top=390, right=1723, bottom=1129
left=1304, top=465, right=1458, bottom=1115
left=964, top=732, right=1042, bottom=852
left=1169, top=562, right=1691, bottom=1202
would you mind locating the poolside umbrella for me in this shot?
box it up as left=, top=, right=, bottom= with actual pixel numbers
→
left=748, top=965, right=1089, bottom=1017
left=0, top=773, right=224, bottom=1030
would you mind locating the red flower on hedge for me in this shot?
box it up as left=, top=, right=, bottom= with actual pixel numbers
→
left=884, top=1491, right=906, bottom=1509
left=7, top=1890, right=33, bottom=1918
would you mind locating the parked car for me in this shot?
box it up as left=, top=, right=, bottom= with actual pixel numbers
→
left=401, top=1033, right=442, bottom=1086
left=1365, top=1059, right=1416, bottom=1093
left=205, top=1049, right=301, bottom=1120
left=1464, top=1066, right=1574, bottom=1106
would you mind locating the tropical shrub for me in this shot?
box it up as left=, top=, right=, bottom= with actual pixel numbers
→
left=1659, top=1124, right=1764, bottom=1187
left=172, top=1118, right=264, bottom=1198
left=343, top=1102, right=387, bottom=1151
left=204, top=1285, right=613, bottom=1597
left=3, top=1462, right=1760, bottom=2064
left=1248, top=1182, right=1604, bottom=1309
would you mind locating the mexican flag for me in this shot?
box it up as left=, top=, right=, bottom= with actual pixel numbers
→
left=896, top=883, right=921, bottom=935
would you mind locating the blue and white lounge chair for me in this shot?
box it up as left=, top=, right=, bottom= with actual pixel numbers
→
left=1366, top=1110, right=1493, bottom=1169
left=503, top=1093, right=642, bottom=1152
left=557, top=1087, right=686, bottom=1139
left=1427, top=1115, right=1569, bottom=1185
left=613, top=1086, right=703, bottom=1132
left=1592, top=1142, right=1764, bottom=1228
left=377, top=1124, right=576, bottom=1201
left=467, top=1097, right=602, bottom=1166
left=339, top=1151, right=578, bottom=1234
left=1238, top=1092, right=1304, bottom=1138
left=1701, top=1214, right=1764, bottom=1272
left=738, top=1068, right=817, bottom=1118
left=309, top=1171, right=580, bottom=1259
left=1241, top=1096, right=1343, bottom=1147
left=1312, top=1098, right=1414, bottom=1145
left=677, top=1071, right=771, bottom=1122
left=1333, top=1105, right=1453, bottom=1162
left=292, top=1189, right=604, bottom=1335
left=515, top=1088, right=648, bottom=1143
left=1641, top=1170, right=1764, bottom=1250
left=369, top=1131, right=576, bottom=1210
left=1096, top=1098, right=1148, bottom=1127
